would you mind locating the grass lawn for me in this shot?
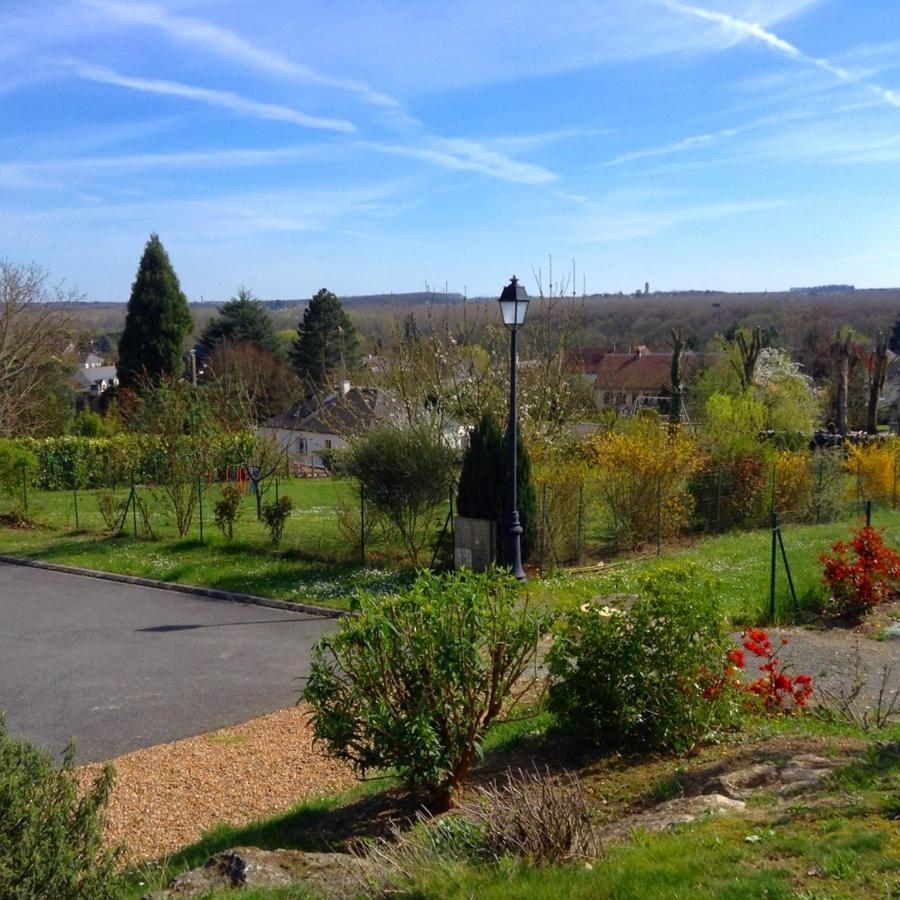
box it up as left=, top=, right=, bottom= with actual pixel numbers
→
left=119, top=715, right=900, bottom=899
left=527, top=507, right=900, bottom=623
left=0, top=502, right=896, bottom=618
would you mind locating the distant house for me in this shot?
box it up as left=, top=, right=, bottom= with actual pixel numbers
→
left=570, top=346, right=714, bottom=413
left=261, top=383, right=467, bottom=471
left=72, top=362, right=119, bottom=401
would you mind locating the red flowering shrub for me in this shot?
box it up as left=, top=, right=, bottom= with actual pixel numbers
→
left=820, top=525, right=900, bottom=620
left=741, top=628, right=813, bottom=712
left=704, top=629, right=813, bottom=714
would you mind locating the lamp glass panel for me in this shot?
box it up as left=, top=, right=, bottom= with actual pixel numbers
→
left=499, top=299, right=518, bottom=327
left=514, top=298, right=529, bottom=325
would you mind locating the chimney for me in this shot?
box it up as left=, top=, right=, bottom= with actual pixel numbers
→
left=340, top=379, right=351, bottom=396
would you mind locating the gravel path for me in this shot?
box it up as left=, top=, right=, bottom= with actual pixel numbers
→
left=77, top=705, right=354, bottom=866
left=736, top=627, right=899, bottom=708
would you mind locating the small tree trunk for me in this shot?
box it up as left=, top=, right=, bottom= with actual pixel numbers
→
left=866, top=331, right=889, bottom=435
left=832, top=331, right=854, bottom=435
left=669, top=327, right=686, bottom=432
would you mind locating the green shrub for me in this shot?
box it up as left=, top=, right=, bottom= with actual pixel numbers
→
left=304, top=569, right=546, bottom=810
left=547, top=564, right=739, bottom=752
left=213, top=482, right=243, bottom=540
left=0, top=439, right=36, bottom=511
left=261, top=495, right=293, bottom=546
left=0, top=714, right=120, bottom=899
left=336, top=425, right=456, bottom=565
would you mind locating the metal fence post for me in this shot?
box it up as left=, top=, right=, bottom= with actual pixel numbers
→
left=359, top=485, right=366, bottom=565
left=865, top=498, right=872, bottom=528
left=893, top=453, right=898, bottom=510
left=770, top=510, right=778, bottom=621
left=656, top=475, right=662, bottom=556
left=131, top=471, right=138, bottom=538
left=72, top=470, right=80, bottom=531
left=715, top=467, right=722, bottom=534
left=576, top=484, right=585, bottom=565
left=197, top=478, right=204, bottom=544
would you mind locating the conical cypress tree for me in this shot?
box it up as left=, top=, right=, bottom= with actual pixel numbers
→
left=118, top=234, right=193, bottom=391
left=456, top=409, right=537, bottom=561
left=457, top=410, right=504, bottom=522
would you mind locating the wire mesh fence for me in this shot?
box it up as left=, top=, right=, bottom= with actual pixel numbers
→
left=2, top=446, right=898, bottom=602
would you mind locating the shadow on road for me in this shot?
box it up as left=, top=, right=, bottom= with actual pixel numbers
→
left=138, top=617, right=324, bottom=633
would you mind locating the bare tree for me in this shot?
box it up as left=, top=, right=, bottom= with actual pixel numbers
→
left=0, top=260, right=76, bottom=435
left=732, top=326, right=763, bottom=391
left=668, top=327, right=687, bottom=431
left=865, top=330, right=891, bottom=435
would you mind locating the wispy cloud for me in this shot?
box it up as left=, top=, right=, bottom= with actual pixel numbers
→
left=665, top=1, right=900, bottom=109
left=360, top=138, right=558, bottom=185
left=575, top=198, right=790, bottom=242
left=81, top=0, right=404, bottom=112
left=602, top=129, right=736, bottom=167
left=0, top=146, right=330, bottom=190
left=70, top=62, right=356, bottom=132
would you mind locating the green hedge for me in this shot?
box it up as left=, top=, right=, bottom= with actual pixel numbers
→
left=13, top=433, right=254, bottom=491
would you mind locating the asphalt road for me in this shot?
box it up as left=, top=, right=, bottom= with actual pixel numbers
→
left=0, top=563, right=338, bottom=763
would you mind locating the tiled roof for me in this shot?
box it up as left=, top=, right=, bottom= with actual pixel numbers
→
left=570, top=349, right=715, bottom=393
left=263, top=387, right=399, bottom=435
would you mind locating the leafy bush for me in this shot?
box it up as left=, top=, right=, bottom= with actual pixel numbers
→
left=808, top=448, right=850, bottom=523
left=547, top=565, right=738, bottom=752
left=0, top=439, right=36, bottom=511
left=304, top=569, right=546, bottom=810
left=336, top=425, right=456, bottom=565
left=0, top=713, right=120, bottom=899
left=261, top=495, right=293, bottom=546
left=820, top=525, right=900, bottom=619
left=213, top=482, right=243, bottom=540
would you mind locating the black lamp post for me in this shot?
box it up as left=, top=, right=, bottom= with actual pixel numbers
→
left=498, top=275, right=530, bottom=581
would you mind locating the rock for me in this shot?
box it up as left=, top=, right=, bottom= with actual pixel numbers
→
left=601, top=794, right=746, bottom=841
left=717, top=755, right=835, bottom=800
left=145, top=847, right=371, bottom=899
left=776, top=755, right=834, bottom=796
left=719, top=764, right=779, bottom=799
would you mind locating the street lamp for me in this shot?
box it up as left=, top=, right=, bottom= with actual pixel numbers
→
left=497, top=275, right=530, bottom=581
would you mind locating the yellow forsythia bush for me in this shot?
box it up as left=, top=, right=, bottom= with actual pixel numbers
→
left=845, top=440, right=900, bottom=504
left=774, top=450, right=813, bottom=519
left=585, top=419, right=704, bottom=550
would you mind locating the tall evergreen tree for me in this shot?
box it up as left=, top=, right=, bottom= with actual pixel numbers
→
left=456, top=409, right=537, bottom=561
left=117, top=234, right=192, bottom=391
left=457, top=410, right=504, bottom=522
left=292, top=288, right=359, bottom=388
left=198, top=287, right=283, bottom=357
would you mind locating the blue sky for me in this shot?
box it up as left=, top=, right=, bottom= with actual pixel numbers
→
left=2, top=0, right=900, bottom=300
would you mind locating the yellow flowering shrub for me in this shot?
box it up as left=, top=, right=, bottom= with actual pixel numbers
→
left=531, top=442, right=591, bottom=564
left=845, top=440, right=900, bottom=504
left=585, top=419, right=704, bottom=550
left=774, top=450, right=813, bottom=519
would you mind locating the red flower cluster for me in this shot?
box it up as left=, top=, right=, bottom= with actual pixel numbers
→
left=741, top=628, right=813, bottom=712
left=701, top=629, right=814, bottom=713
left=820, top=525, right=900, bottom=619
